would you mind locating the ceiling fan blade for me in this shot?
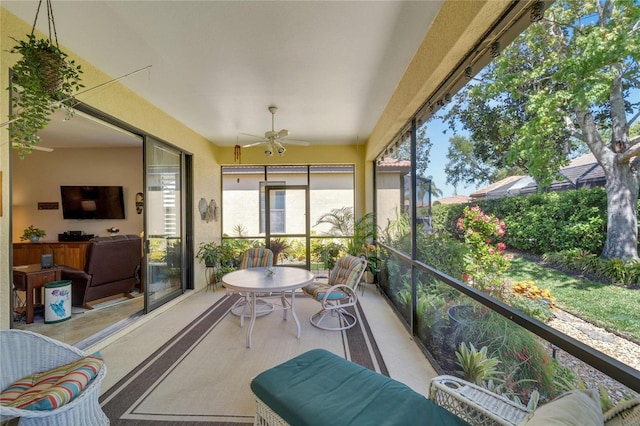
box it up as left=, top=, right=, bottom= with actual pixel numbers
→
left=239, top=132, right=264, bottom=139
left=12, top=143, right=54, bottom=152
left=282, top=139, right=310, bottom=146
left=241, top=141, right=267, bottom=148
left=277, top=129, right=289, bottom=138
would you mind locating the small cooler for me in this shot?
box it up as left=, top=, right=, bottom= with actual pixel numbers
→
left=44, top=280, right=72, bottom=324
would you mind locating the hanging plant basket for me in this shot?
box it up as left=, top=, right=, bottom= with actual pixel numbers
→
left=34, top=47, right=65, bottom=93
left=7, top=0, right=84, bottom=158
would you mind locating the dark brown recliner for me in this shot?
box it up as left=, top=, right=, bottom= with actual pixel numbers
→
left=61, top=234, right=142, bottom=308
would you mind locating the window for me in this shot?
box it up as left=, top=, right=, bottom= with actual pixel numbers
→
left=260, top=182, right=286, bottom=233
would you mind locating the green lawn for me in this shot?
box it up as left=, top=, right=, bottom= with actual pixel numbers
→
left=505, top=255, right=640, bottom=342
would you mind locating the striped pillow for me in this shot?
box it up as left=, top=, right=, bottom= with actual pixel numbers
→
left=329, top=256, right=364, bottom=289
left=0, top=353, right=104, bottom=411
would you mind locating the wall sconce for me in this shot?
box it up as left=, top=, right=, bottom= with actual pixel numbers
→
left=135, top=192, right=144, bottom=214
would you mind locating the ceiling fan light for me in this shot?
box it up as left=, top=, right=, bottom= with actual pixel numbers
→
left=275, top=142, right=286, bottom=155
left=264, top=147, right=273, bottom=156
left=278, top=129, right=289, bottom=138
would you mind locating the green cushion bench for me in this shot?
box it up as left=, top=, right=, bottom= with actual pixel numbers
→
left=250, top=349, right=470, bottom=426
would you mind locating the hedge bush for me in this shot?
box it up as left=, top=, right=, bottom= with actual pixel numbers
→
left=432, top=187, right=617, bottom=255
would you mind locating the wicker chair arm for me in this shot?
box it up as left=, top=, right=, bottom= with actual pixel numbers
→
left=429, top=375, right=530, bottom=426
left=604, top=398, right=640, bottom=426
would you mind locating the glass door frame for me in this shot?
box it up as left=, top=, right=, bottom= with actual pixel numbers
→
left=143, top=136, right=193, bottom=313
left=264, top=184, right=310, bottom=269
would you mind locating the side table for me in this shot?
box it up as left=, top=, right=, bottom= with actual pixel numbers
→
left=12, top=264, right=63, bottom=324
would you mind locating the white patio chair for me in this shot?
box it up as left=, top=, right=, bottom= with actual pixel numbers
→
left=302, top=255, right=367, bottom=330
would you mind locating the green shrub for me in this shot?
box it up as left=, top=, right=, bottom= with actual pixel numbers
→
left=543, top=250, right=640, bottom=286
left=432, top=187, right=612, bottom=255
left=416, top=231, right=467, bottom=280
left=453, top=309, right=561, bottom=402
left=455, top=343, right=502, bottom=385
left=596, top=258, right=640, bottom=285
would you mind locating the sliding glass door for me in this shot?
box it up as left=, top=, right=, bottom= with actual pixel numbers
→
left=144, top=137, right=186, bottom=311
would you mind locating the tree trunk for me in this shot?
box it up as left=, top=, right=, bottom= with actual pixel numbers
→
left=577, top=107, right=639, bottom=261
left=601, top=160, right=639, bottom=260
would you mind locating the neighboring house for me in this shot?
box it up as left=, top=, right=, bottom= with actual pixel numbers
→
left=434, top=195, right=472, bottom=205
left=376, top=158, right=411, bottom=228
left=470, top=154, right=605, bottom=201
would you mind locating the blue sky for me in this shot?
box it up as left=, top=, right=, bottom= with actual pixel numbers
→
left=418, top=102, right=480, bottom=200
left=422, top=118, right=477, bottom=199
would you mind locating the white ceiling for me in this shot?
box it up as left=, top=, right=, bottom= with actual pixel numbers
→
left=3, top=1, right=443, bottom=149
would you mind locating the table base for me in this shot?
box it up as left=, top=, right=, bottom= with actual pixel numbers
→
left=241, top=292, right=300, bottom=348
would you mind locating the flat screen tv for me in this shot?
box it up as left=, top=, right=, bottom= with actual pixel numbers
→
left=60, top=186, right=125, bottom=219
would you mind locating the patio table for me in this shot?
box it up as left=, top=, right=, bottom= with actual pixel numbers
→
left=222, top=266, right=315, bottom=348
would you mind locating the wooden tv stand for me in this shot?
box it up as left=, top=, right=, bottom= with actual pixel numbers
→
left=13, top=241, right=89, bottom=270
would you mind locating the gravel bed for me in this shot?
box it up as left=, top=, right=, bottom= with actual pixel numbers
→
left=548, top=309, right=639, bottom=404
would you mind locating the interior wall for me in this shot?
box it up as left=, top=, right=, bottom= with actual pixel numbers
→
left=11, top=147, right=143, bottom=242
left=1, top=8, right=221, bottom=328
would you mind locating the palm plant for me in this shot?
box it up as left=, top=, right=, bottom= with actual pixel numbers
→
left=314, top=206, right=354, bottom=236
left=269, top=238, right=290, bottom=264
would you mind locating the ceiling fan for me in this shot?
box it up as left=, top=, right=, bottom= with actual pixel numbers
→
left=240, top=106, right=309, bottom=156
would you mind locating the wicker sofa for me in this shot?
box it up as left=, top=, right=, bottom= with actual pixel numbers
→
left=251, top=349, right=470, bottom=426
left=429, top=375, right=640, bottom=426
left=0, top=330, right=109, bottom=426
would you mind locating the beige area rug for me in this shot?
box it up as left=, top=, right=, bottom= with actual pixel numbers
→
left=100, top=293, right=387, bottom=425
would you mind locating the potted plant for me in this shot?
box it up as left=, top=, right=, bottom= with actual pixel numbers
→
left=8, top=3, right=84, bottom=158
left=269, top=238, right=291, bottom=265
left=107, top=226, right=120, bottom=236
left=20, top=225, right=46, bottom=243
left=196, top=241, right=221, bottom=267
left=197, top=241, right=237, bottom=288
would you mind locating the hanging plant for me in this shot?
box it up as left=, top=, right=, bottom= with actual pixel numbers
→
left=7, top=0, right=84, bottom=158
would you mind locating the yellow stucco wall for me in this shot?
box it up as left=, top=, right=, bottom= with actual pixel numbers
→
left=0, top=8, right=221, bottom=328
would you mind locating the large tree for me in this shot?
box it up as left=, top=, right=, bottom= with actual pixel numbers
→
left=445, top=0, right=640, bottom=260
left=444, top=135, right=525, bottom=189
